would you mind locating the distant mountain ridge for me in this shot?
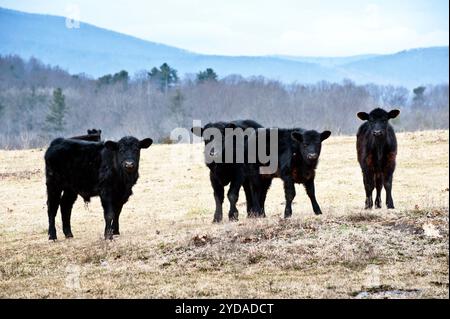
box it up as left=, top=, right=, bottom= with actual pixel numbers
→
left=0, top=7, right=448, bottom=87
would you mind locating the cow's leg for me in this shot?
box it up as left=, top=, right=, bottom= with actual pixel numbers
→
left=283, top=177, right=296, bottom=218
left=101, top=197, right=115, bottom=240
left=60, top=190, right=77, bottom=238
left=243, top=180, right=253, bottom=216
left=384, top=172, right=395, bottom=209
left=304, top=178, right=322, bottom=215
left=374, top=174, right=383, bottom=209
left=363, top=170, right=375, bottom=209
left=113, top=205, right=123, bottom=235
left=259, top=179, right=272, bottom=218
left=210, top=175, right=224, bottom=223
left=47, top=183, right=62, bottom=240
left=247, top=175, right=263, bottom=217
left=227, top=176, right=243, bottom=221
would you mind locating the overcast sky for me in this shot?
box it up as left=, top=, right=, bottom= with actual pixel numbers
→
left=0, top=0, right=448, bottom=56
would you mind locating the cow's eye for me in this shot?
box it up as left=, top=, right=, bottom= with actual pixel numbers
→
left=303, top=143, right=308, bottom=147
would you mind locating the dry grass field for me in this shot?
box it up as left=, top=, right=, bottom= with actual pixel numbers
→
left=0, top=130, right=448, bottom=299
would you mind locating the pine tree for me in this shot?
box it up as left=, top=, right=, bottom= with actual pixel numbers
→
left=148, top=63, right=178, bottom=92
left=197, top=68, right=218, bottom=83
left=45, top=88, right=66, bottom=133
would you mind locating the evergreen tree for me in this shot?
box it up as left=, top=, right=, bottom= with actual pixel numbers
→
left=112, top=70, right=129, bottom=83
left=148, top=63, right=178, bottom=92
left=45, top=88, right=66, bottom=133
left=98, top=74, right=112, bottom=85
left=413, top=86, right=426, bottom=102
left=97, top=70, right=128, bottom=87
left=196, top=68, right=218, bottom=83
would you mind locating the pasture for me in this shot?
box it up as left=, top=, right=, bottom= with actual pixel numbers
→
left=0, top=130, right=448, bottom=298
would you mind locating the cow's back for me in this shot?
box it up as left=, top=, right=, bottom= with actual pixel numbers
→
left=254, top=128, right=301, bottom=176
left=45, top=138, right=104, bottom=194
left=231, top=119, right=263, bottom=130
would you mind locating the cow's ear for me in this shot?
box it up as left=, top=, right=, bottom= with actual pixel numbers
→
left=104, top=141, right=118, bottom=151
left=191, top=127, right=204, bottom=137
left=139, top=138, right=153, bottom=149
left=291, top=131, right=303, bottom=142
left=357, top=112, right=369, bottom=121
left=388, top=109, right=400, bottom=119
left=321, top=130, right=331, bottom=141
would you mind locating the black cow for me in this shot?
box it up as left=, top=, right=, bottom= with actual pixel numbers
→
left=44, top=136, right=153, bottom=240
left=248, top=128, right=331, bottom=217
left=70, top=129, right=102, bottom=142
left=356, top=108, right=400, bottom=209
left=192, top=120, right=263, bottom=222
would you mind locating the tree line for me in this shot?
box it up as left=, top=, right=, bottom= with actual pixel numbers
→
left=0, top=55, right=448, bottom=149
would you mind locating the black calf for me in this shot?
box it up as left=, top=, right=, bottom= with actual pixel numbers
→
left=356, top=108, right=400, bottom=209
left=44, top=136, right=152, bottom=240
left=192, top=120, right=263, bottom=222
left=247, top=128, right=331, bottom=217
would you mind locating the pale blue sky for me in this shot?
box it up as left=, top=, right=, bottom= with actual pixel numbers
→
left=0, top=0, right=448, bottom=56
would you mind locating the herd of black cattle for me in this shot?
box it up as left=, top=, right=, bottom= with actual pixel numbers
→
left=44, top=107, right=400, bottom=240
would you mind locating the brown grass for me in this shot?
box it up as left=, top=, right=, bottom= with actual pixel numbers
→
left=0, top=130, right=448, bottom=299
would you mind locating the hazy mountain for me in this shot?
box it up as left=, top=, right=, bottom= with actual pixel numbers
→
left=270, top=54, right=380, bottom=67
left=0, top=7, right=448, bottom=87
left=339, top=47, right=449, bottom=87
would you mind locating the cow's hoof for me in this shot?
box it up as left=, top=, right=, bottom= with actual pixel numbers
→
left=113, top=231, right=120, bottom=235
left=48, top=236, right=57, bottom=241
left=387, top=205, right=395, bottom=209
left=314, top=211, right=322, bottom=215
left=229, top=217, right=239, bottom=222
left=64, top=230, right=74, bottom=238
left=212, top=219, right=222, bottom=223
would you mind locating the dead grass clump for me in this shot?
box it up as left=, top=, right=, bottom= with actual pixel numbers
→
left=191, top=234, right=213, bottom=246
left=0, top=169, right=42, bottom=180
left=345, top=212, right=382, bottom=223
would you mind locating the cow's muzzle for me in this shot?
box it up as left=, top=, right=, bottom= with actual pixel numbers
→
left=123, top=160, right=136, bottom=172
left=372, top=130, right=383, bottom=137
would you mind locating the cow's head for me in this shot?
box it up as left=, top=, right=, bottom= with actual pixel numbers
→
left=291, top=130, right=331, bottom=165
left=357, top=108, right=400, bottom=138
left=87, top=129, right=102, bottom=135
left=192, top=122, right=237, bottom=161
left=104, top=136, right=153, bottom=173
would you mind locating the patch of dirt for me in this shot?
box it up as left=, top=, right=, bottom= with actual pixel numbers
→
left=352, top=285, right=421, bottom=299
left=345, top=212, right=382, bottom=223
left=383, top=220, right=424, bottom=235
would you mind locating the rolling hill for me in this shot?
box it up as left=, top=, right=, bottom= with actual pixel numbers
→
left=0, top=7, right=448, bottom=87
